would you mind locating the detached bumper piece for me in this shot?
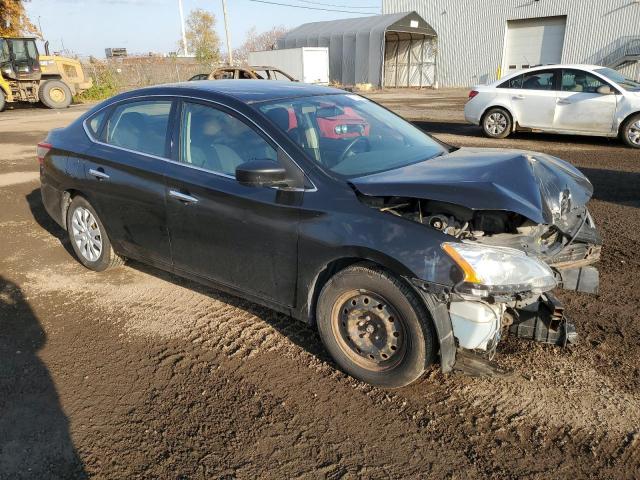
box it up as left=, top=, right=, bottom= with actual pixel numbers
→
left=510, top=292, right=578, bottom=347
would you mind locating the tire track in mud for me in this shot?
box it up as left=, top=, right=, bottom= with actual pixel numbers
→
left=21, top=257, right=640, bottom=465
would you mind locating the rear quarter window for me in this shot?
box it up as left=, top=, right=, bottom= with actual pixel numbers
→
left=498, top=74, right=523, bottom=89
left=86, top=109, right=107, bottom=139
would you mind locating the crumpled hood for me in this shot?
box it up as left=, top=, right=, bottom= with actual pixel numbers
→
left=351, top=147, right=593, bottom=224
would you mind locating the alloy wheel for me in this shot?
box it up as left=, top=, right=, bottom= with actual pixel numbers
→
left=71, top=206, right=103, bottom=262
left=485, top=112, right=508, bottom=136
left=628, top=120, right=640, bottom=146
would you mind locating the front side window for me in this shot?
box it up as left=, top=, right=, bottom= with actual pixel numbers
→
left=257, top=94, right=447, bottom=178
left=561, top=69, right=609, bottom=93
left=594, top=67, right=640, bottom=91
left=0, top=39, right=10, bottom=64
left=105, top=100, right=172, bottom=157
left=180, top=102, right=277, bottom=176
left=522, top=70, right=556, bottom=91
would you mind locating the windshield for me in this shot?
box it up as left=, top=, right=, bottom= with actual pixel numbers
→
left=595, top=67, right=640, bottom=91
left=257, top=94, right=446, bottom=178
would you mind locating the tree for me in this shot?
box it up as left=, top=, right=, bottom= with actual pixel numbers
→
left=0, top=0, right=39, bottom=37
left=233, top=26, right=288, bottom=64
left=182, top=8, right=220, bottom=65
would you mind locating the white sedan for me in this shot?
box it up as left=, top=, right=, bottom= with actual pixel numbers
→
left=464, top=64, right=640, bottom=148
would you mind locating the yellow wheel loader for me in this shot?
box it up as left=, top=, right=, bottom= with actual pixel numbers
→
left=0, top=37, right=92, bottom=111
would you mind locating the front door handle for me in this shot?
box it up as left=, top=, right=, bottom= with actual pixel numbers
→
left=556, top=99, right=571, bottom=105
left=169, top=190, right=199, bottom=204
left=89, top=168, right=110, bottom=180
left=512, top=94, right=525, bottom=100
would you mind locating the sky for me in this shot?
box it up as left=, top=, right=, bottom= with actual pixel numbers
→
left=26, top=0, right=382, bottom=58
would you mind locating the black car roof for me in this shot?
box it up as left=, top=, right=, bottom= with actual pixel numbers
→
left=130, top=80, right=345, bottom=104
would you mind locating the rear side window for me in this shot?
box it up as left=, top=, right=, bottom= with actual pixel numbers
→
left=105, top=100, right=172, bottom=157
left=522, top=70, right=557, bottom=91
left=498, top=74, right=523, bottom=89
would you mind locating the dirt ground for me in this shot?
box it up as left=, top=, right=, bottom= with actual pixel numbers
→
left=1, top=91, right=639, bottom=479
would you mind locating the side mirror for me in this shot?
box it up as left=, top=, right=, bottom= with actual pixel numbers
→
left=236, top=159, right=289, bottom=187
left=597, top=85, right=613, bottom=95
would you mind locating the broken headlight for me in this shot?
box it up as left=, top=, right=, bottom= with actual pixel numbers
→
left=442, top=242, right=557, bottom=297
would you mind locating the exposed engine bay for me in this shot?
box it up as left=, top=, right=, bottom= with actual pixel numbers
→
left=361, top=192, right=602, bottom=372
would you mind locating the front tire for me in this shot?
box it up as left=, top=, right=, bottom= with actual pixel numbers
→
left=621, top=113, right=640, bottom=148
left=66, top=196, right=123, bottom=271
left=0, top=90, right=6, bottom=112
left=316, top=263, right=436, bottom=388
left=482, top=107, right=512, bottom=138
left=39, top=79, right=72, bottom=109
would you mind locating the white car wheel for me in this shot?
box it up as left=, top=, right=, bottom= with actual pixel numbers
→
left=482, top=108, right=512, bottom=139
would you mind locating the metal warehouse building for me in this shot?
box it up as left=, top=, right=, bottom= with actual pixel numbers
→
left=382, top=0, right=640, bottom=87
left=278, top=12, right=438, bottom=88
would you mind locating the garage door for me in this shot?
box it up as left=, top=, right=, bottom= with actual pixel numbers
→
left=504, top=16, right=566, bottom=73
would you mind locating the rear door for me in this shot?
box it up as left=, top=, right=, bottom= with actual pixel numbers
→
left=82, top=98, right=173, bottom=266
left=163, top=99, right=301, bottom=307
left=553, top=69, right=618, bottom=134
left=510, top=69, right=559, bottom=129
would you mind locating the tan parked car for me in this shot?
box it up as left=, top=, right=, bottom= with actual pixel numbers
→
left=189, top=66, right=296, bottom=82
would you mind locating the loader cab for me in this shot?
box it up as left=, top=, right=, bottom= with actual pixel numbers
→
left=0, top=37, right=41, bottom=81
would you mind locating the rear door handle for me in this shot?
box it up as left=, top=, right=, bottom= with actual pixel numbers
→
left=512, top=94, right=525, bottom=100
left=557, top=99, right=571, bottom=105
left=89, top=168, right=110, bottom=180
left=169, top=190, right=199, bottom=204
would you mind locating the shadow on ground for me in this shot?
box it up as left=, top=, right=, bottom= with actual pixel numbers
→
left=0, top=276, right=87, bottom=479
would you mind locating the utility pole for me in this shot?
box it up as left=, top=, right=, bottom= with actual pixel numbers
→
left=178, top=0, right=188, bottom=56
left=221, top=0, right=232, bottom=65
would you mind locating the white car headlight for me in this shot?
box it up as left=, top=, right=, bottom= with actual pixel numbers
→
left=442, top=242, right=556, bottom=296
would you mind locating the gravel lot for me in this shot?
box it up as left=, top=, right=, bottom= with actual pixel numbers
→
left=1, top=91, right=639, bottom=479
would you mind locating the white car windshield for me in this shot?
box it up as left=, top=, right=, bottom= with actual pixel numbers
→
left=595, top=68, right=640, bottom=91
left=258, top=94, right=447, bottom=178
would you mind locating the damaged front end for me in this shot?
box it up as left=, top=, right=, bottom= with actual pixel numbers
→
left=352, top=148, right=602, bottom=373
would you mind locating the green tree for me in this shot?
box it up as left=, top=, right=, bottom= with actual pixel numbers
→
left=0, top=0, right=39, bottom=37
left=183, top=8, right=220, bottom=65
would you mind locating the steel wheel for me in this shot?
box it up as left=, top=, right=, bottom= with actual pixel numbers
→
left=70, top=206, right=103, bottom=262
left=627, top=120, right=640, bottom=146
left=484, top=112, right=508, bottom=136
left=332, top=290, right=407, bottom=371
left=49, top=86, right=67, bottom=104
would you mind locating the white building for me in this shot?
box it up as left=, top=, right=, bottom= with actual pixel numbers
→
left=382, top=0, right=640, bottom=87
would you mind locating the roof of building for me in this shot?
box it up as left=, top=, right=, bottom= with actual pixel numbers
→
left=282, top=11, right=436, bottom=41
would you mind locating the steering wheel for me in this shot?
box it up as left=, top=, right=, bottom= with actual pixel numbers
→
left=337, top=136, right=371, bottom=164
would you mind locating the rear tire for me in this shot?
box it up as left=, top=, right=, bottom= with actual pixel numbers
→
left=0, top=90, right=5, bottom=112
left=620, top=113, right=640, bottom=149
left=316, top=263, right=436, bottom=388
left=482, top=107, right=512, bottom=139
left=66, top=196, right=124, bottom=271
left=39, top=79, right=72, bottom=109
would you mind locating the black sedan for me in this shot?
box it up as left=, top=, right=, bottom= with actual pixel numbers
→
left=39, top=80, right=601, bottom=387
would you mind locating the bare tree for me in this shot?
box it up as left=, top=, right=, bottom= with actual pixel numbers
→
left=234, top=25, right=288, bottom=65
left=181, top=8, right=221, bottom=65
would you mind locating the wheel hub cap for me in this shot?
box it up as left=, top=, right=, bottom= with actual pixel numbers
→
left=336, top=292, right=404, bottom=364
left=71, top=207, right=102, bottom=262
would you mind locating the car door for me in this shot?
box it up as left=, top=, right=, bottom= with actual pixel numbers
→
left=509, top=69, right=559, bottom=129
left=163, top=99, right=301, bottom=307
left=553, top=69, right=618, bottom=134
left=82, top=98, right=173, bottom=266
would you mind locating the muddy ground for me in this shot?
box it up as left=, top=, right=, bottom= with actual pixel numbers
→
left=0, top=91, right=639, bottom=479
